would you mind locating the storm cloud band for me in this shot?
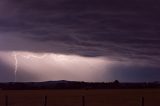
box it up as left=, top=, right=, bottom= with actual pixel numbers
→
left=0, top=0, right=160, bottom=66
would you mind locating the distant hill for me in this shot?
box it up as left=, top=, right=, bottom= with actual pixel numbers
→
left=0, top=80, right=160, bottom=90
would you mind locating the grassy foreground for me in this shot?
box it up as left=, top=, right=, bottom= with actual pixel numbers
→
left=0, top=89, right=160, bottom=106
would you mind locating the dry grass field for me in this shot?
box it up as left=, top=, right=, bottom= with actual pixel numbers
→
left=0, top=89, right=160, bottom=106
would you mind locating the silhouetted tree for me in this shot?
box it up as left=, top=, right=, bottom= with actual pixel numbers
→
left=113, top=80, right=120, bottom=84
left=113, top=80, right=120, bottom=88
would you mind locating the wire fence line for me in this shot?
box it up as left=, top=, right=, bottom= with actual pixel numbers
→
left=2, top=95, right=145, bottom=106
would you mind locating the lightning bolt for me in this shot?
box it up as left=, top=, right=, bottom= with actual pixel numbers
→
left=22, top=54, right=47, bottom=59
left=12, top=52, right=48, bottom=82
left=13, top=52, right=18, bottom=82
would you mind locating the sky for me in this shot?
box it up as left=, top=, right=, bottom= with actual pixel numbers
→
left=0, top=0, right=160, bottom=82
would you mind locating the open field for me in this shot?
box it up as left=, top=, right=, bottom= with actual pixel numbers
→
left=0, top=89, right=160, bottom=106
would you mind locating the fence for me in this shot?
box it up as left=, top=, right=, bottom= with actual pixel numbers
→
left=4, top=96, right=144, bottom=106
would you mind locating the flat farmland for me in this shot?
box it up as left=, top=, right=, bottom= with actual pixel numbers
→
left=0, top=89, right=160, bottom=106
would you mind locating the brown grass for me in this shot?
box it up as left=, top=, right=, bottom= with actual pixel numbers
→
left=0, top=89, right=160, bottom=106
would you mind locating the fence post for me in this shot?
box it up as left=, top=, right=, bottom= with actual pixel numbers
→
left=5, top=96, right=8, bottom=106
left=82, top=96, right=85, bottom=106
left=141, top=96, right=144, bottom=106
left=44, top=96, right=47, bottom=106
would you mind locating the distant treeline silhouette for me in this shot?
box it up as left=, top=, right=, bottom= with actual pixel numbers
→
left=0, top=80, right=160, bottom=90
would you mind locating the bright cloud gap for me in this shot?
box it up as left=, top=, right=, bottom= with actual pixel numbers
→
left=0, top=51, right=112, bottom=82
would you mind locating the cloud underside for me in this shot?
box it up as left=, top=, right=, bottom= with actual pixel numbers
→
left=0, top=0, right=160, bottom=66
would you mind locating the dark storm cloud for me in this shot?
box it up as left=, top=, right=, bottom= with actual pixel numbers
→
left=0, top=0, right=160, bottom=65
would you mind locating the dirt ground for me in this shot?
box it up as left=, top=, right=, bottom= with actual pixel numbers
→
left=0, top=89, right=160, bottom=106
